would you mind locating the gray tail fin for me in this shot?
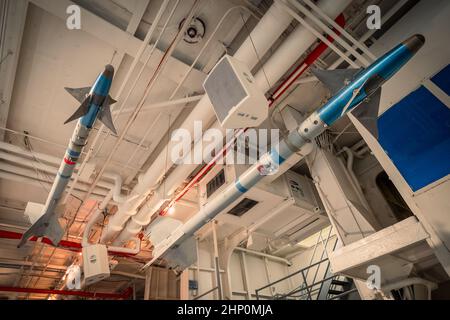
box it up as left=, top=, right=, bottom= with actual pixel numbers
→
left=18, top=214, right=64, bottom=248
left=98, top=95, right=117, bottom=135
left=311, top=67, right=361, bottom=95
left=351, top=88, right=381, bottom=139
left=65, top=87, right=91, bottom=103
left=164, top=236, right=197, bottom=270
left=64, top=96, right=90, bottom=124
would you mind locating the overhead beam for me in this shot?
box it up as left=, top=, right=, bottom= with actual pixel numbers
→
left=126, top=0, right=150, bottom=34
left=113, top=94, right=205, bottom=116
left=0, top=0, right=29, bottom=141
left=29, top=0, right=206, bottom=87
left=109, top=0, right=150, bottom=70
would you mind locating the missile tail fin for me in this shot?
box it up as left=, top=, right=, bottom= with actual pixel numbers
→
left=18, top=214, right=64, bottom=248
left=351, top=88, right=381, bottom=139
left=312, top=67, right=361, bottom=95
left=163, top=236, right=197, bottom=270
left=107, top=95, right=117, bottom=105
left=99, top=97, right=117, bottom=135
left=64, top=97, right=90, bottom=124
left=65, top=87, right=91, bottom=103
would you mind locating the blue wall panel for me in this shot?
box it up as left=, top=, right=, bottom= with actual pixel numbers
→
left=378, top=85, right=450, bottom=191
left=431, top=64, right=450, bottom=95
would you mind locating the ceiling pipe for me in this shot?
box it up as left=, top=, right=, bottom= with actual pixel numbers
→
left=81, top=189, right=142, bottom=255
left=109, top=174, right=127, bottom=204
left=0, top=166, right=110, bottom=199
left=0, top=151, right=115, bottom=191
left=113, top=94, right=205, bottom=116
left=0, top=143, right=128, bottom=206
left=112, top=12, right=347, bottom=246
left=234, top=247, right=292, bottom=266
left=0, top=229, right=139, bottom=257
left=82, top=190, right=113, bottom=248
left=101, top=2, right=302, bottom=244
left=289, top=0, right=371, bottom=66
left=0, top=141, right=124, bottom=183
left=302, top=0, right=376, bottom=60
left=0, top=286, right=133, bottom=300
left=254, top=0, right=353, bottom=92
left=0, top=128, right=141, bottom=171
left=0, top=171, right=104, bottom=203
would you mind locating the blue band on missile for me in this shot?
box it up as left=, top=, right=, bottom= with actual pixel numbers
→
left=270, top=148, right=285, bottom=165
left=92, top=74, right=112, bottom=96
left=58, top=173, right=71, bottom=180
left=235, top=180, right=247, bottom=193
left=317, top=43, right=415, bottom=125
left=81, top=104, right=100, bottom=128
left=67, top=149, right=80, bottom=157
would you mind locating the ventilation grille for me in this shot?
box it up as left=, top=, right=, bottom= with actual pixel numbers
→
left=206, top=169, right=226, bottom=198
left=228, top=198, right=259, bottom=217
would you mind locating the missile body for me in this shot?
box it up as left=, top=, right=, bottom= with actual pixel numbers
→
left=144, top=35, right=425, bottom=270
left=18, top=65, right=117, bottom=247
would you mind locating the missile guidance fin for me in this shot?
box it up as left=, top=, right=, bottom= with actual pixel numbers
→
left=312, top=67, right=362, bottom=95
left=98, top=103, right=117, bottom=135
left=351, top=88, right=381, bottom=139
left=64, top=87, right=91, bottom=103
left=163, top=236, right=197, bottom=270
left=107, top=95, right=117, bottom=105
left=17, top=213, right=65, bottom=248
left=146, top=216, right=183, bottom=245
left=64, top=97, right=90, bottom=124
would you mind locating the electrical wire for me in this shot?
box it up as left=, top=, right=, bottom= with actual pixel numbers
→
left=23, top=135, right=51, bottom=193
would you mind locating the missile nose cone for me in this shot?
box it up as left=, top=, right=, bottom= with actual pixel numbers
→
left=403, top=34, right=425, bottom=54
left=103, top=64, right=115, bottom=79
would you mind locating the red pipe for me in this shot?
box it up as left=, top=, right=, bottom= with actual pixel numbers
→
left=0, top=229, right=137, bottom=258
left=270, top=13, right=346, bottom=102
left=160, top=14, right=346, bottom=215
left=0, top=286, right=133, bottom=299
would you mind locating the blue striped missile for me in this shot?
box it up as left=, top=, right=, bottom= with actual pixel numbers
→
left=143, top=35, right=425, bottom=270
left=18, top=65, right=117, bottom=248
left=309, top=34, right=425, bottom=139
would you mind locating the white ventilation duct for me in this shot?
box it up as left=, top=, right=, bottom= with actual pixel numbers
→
left=255, top=0, right=352, bottom=92
left=0, top=142, right=127, bottom=203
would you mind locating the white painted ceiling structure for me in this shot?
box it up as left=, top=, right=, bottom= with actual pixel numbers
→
left=0, top=0, right=424, bottom=299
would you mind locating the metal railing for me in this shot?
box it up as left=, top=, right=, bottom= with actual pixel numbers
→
left=255, top=227, right=357, bottom=300
left=255, top=258, right=330, bottom=300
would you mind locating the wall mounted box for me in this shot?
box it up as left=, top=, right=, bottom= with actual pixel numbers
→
left=82, top=244, right=110, bottom=286
left=203, top=55, right=268, bottom=129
